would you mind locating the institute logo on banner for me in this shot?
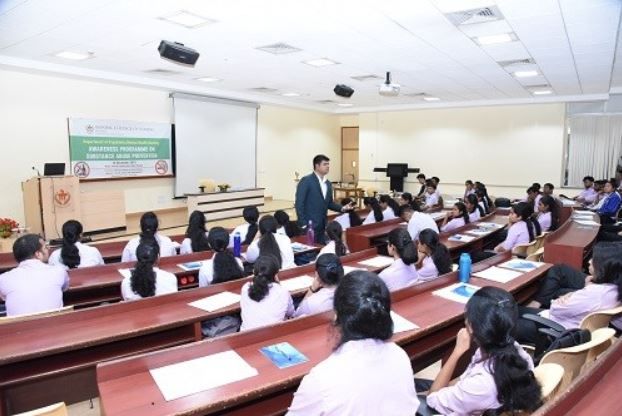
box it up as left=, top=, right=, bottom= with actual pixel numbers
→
left=74, top=162, right=90, bottom=178
left=54, top=189, right=71, bottom=207
left=155, top=160, right=169, bottom=175
left=86, top=125, right=95, bottom=135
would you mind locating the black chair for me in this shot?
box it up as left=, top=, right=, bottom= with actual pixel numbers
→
left=495, top=197, right=511, bottom=208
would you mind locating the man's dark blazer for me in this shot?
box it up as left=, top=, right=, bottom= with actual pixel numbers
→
left=295, top=173, right=342, bottom=239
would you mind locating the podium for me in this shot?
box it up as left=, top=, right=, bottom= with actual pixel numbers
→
left=22, top=176, right=126, bottom=240
left=373, top=163, right=420, bottom=192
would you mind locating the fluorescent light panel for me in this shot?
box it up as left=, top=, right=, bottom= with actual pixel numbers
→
left=159, top=11, right=216, bottom=28
left=475, top=33, right=515, bottom=45
left=423, top=96, right=440, bottom=101
left=303, top=58, right=339, bottom=67
left=281, top=92, right=301, bottom=97
left=337, top=103, right=353, bottom=107
left=55, top=51, right=93, bottom=60
left=196, top=77, right=221, bottom=82
left=532, top=90, right=552, bottom=95
left=513, top=70, right=539, bottom=78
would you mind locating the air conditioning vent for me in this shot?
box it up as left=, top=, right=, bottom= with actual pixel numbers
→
left=446, top=6, right=503, bottom=26
left=256, top=43, right=302, bottom=55
left=498, top=58, right=536, bottom=68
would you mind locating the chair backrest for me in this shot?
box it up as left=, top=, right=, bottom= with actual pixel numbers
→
left=533, top=363, right=564, bottom=402
left=0, top=305, right=73, bottom=324
left=526, top=247, right=545, bottom=262
left=580, top=304, right=622, bottom=332
left=12, top=402, right=68, bottom=416
left=533, top=232, right=549, bottom=251
left=585, top=327, right=616, bottom=364
left=512, top=240, right=538, bottom=258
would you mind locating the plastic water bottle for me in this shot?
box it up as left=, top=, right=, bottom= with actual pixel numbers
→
left=458, top=253, right=472, bottom=283
left=233, top=232, right=241, bottom=257
left=306, top=220, right=315, bottom=245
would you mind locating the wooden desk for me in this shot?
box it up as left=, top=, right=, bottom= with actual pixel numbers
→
left=97, top=251, right=550, bottom=416
left=345, top=217, right=404, bottom=252
left=0, top=249, right=384, bottom=415
left=439, top=212, right=509, bottom=260
left=543, top=211, right=599, bottom=269
left=332, top=187, right=365, bottom=207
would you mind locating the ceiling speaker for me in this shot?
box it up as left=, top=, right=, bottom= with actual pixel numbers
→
left=158, top=40, right=200, bottom=66
left=333, top=84, right=354, bottom=98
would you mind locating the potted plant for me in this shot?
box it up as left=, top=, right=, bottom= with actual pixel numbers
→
left=0, top=218, right=19, bottom=238
left=217, top=184, right=230, bottom=192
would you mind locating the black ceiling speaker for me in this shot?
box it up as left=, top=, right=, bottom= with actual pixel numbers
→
left=333, top=84, right=354, bottom=98
left=158, top=40, right=200, bottom=66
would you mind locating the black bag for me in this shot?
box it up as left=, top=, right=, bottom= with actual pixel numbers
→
left=535, top=328, right=591, bottom=364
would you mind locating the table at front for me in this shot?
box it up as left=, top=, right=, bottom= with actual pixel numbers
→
left=543, top=211, right=599, bottom=270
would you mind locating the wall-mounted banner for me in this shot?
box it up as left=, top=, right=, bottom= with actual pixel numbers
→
left=68, top=118, right=172, bottom=180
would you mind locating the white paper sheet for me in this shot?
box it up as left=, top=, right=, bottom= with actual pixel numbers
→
left=357, top=256, right=395, bottom=268
left=177, top=261, right=205, bottom=271
left=560, top=198, right=577, bottom=206
left=472, top=266, right=523, bottom=283
left=391, top=311, right=419, bottom=333
left=280, top=275, right=314, bottom=292
left=476, top=222, right=504, bottom=229
left=342, top=266, right=365, bottom=275
left=574, top=219, right=600, bottom=226
left=291, top=242, right=315, bottom=252
left=150, top=350, right=258, bottom=401
left=448, top=234, right=476, bottom=242
left=498, top=259, right=545, bottom=272
left=465, top=228, right=492, bottom=237
left=118, top=268, right=131, bottom=278
left=433, top=283, right=481, bottom=304
left=188, top=291, right=241, bottom=312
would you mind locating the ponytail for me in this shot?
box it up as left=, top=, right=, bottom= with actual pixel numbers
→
left=326, top=221, right=347, bottom=256
left=364, top=197, right=383, bottom=222
left=539, top=195, right=560, bottom=231
left=418, top=229, right=452, bottom=274
left=455, top=202, right=470, bottom=224
left=342, top=198, right=362, bottom=227
left=186, top=210, right=210, bottom=252
left=387, top=228, right=418, bottom=265
left=315, top=253, right=344, bottom=286
left=60, top=220, right=82, bottom=269
left=248, top=255, right=279, bottom=302
left=258, top=215, right=282, bottom=267
left=130, top=241, right=159, bottom=298
left=513, top=202, right=540, bottom=242
left=139, top=212, right=159, bottom=249
left=467, top=194, right=484, bottom=217
left=380, top=194, right=400, bottom=217
left=242, top=206, right=259, bottom=245
left=208, top=227, right=244, bottom=284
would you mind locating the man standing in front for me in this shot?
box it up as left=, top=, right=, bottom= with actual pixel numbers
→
left=295, top=155, right=352, bottom=243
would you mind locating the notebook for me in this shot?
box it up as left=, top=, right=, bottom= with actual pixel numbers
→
left=280, top=275, right=314, bottom=292
left=357, top=256, right=395, bottom=268
left=178, top=261, right=205, bottom=271
left=391, top=311, right=419, bottom=333
left=259, top=342, right=309, bottom=369
left=433, top=283, right=480, bottom=304
left=188, top=291, right=241, bottom=312
left=448, top=234, right=476, bottom=242
left=473, top=266, right=523, bottom=283
left=498, top=259, right=545, bottom=272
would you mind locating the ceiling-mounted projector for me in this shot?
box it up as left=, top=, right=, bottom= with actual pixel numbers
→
left=379, top=71, right=400, bottom=96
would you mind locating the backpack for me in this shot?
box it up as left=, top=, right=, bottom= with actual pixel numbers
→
left=535, top=328, right=591, bottom=364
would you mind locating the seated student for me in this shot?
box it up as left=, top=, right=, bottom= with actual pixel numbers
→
left=399, top=203, right=439, bottom=241
left=542, top=182, right=555, bottom=198
left=431, top=176, right=441, bottom=196
left=294, top=253, right=343, bottom=318
left=198, top=227, right=244, bottom=287
left=399, top=192, right=414, bottom=207
left=416, top=173, right=427, bottom=198
left=537, top=195, right=560, bottom=232
left=424, top=287, right=541, bottom=416
left=240, top=255, right=294, bottom=331
left=333, top=197, right=362, bottom=230
left=0, top=234, right=69, bottom=316
left=121, top=212, right=177, bottom=262
left=180, top=210, right=210, bottom=255
left=494, top=202, right=541, bottom=253
left=378, top=228, right=419, bottom=291
left=475, top=184, right=494, bottom=214
left=287, top=270, right=420, bottom=415
left=560, top=175, right=597, bottom=204
left=422, top=181, right=441, bottom=212
left=229, top=206, right=259, bottom=247
left=275, top=210, right=302, bottom=238
left=415, top=229, right=452, bottom=282
left=318, top=221, right=348, bottom=257
left=596, top=179, right=622, bottom=224
left=361, top=197, right=384, bottom=225
left=245, top=215, right=296, bottom=269
left=516, top=243, right=622, bottom=345
left=120, top=240, right=178, bottom=301
left=379, top=194, right=399, bottom=220
left=465, top=193, right=484, bottom=222
left=463, top=180, right=476, bottom=200
left=440, top=202, right=469, bottom=233
left=48, top=220, right=104, bottom=268
left=518, top=186, right=542, bottom=213
left=587, top=179, right=607, bottom=209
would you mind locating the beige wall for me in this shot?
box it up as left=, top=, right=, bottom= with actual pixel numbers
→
left=0, top=69, right=341, bottom=224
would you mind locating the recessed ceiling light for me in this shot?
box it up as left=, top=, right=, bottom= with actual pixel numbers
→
left=513, top=70, right=539, bottom=78
left=303, top=58, right=339, bottom=67
left=281, top=92, right=301, bottom=97
left=532, top=90, right=552, bottom=95
left=337, top=103, right=353, bottom=107
left=195, top=76, right=221, bottom=82
left=54, top=51, right=93, bottom=60
left=423, top=96, right=441, bottom=102
left=159, top=11, right=217, bottom=28
left=474, top=33, right=515, bottom=45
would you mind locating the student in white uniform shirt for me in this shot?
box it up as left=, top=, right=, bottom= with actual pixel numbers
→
left=318, top=221, right=349, bottom=257
left=229, top=206, right=259, bottom=248
left=48, top=220, right=104, bottom=269
left=240, top=255, right=294, bottom=331
left=379, top=194, right=399, bottom=220
left=415, top=229, right=452, bottom=282
left=440, top=202, right=469, bottom=233
left=361, top=197, right=384, bottom=225
left=275, top=210, right=302, bottom=238
left=463, top=180, right=476, bottom=201
left=423, top=182, right=441, bottom=212
left=198, top=227, right=244, bottom=287
left=465, top=194, right=484, bottom=223
left=121, top=212, right=177, bottom=262
left=378, top=228, right=419, bottom=291
left=121, top=240, right=178, bottom=301
left=332, top=198, right=363, bottom=230
left=245, top=215, right=296, bottom=269
left=399, top=204, right=439, bottom=241
left=294, top=253, right=344, bottom=317
left=287, top=270, right=420, bottom=415
left=179, top=210, right=210, bottom=255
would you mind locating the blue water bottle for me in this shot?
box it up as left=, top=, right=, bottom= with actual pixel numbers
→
left=233, top=232, right=241, bottom=257
left=458, top=253, right=472, bottom=283
left=306, top=220, right=315, bottom=245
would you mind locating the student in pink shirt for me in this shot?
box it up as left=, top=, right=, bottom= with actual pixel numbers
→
left=440, top=202, right=469, bottom=233
left=465, top=194, right=484, bottom=223
left=415, top=229, right=452, bottom=282
left=537, top=195, right=560, bottom=232
left=463, top=179, right=476, bottom=201
left=361, top=197, right=384, bottom=225
left=494, top=202, right=541, bottom=253
left=287, top=271, right=420, bottom=415
left=294, top=253, right=343, bottom=317
left=561, top=176, right=597, bottom=204
left=318, top=221, right=349, bottom=257
left=378, top=228, right=419, bottom=291
left=424, top=287, right=542, bottom=416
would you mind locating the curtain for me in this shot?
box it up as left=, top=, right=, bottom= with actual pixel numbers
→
left=567, top=115, right=622, bottom=186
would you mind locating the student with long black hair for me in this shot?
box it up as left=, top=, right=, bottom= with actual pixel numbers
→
left=121, top=240, right=178, bottom=300
left=198, top=227, right=244, bottom=286
left=416, top=229, right=452, bottom=281
left=494, top=202, right=541, bottom=253
left=294, top=253, right=344, bottom=317
left=333, top=197, right=363, bottom=230
left=362, top=197, right=384, bottom=225
left=287, top=271, right=419, bottom=415
left=463, top=180, right=476, bottom=200
left=537, top=195, right=559, bottom=232
left=229, top=206, right=260, bottom=247
left=245, top=215, right=296, bottom=268
left=180, top=210, right=210, bottom=255
left=240, top=255, right=294, bottom=330
left=379, top=228, right=419, bottom=291
left=425, top=287, right=541, bottom=415
left=49, top=220, right=104, bottom=268
left=465, top=193, right=484, bottom=222
left=440, top=202, right=469, bottom=233
left=274, top=210, right=302, bottom=238
left=379, top=194, right=399, bottom=219
left=318, top=221, right=348, bottom=257
left=121, top=212, right=177, bottom=262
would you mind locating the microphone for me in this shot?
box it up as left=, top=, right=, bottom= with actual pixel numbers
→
left=32, top=166, right=41, bottom=176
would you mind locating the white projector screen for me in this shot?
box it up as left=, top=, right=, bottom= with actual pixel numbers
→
left=172, top=93, right=258, bottom=197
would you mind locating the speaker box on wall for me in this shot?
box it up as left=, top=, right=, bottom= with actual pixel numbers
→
left=158, top=40, right=200, bottom=66
left=333, top=84, right=354, bottom=98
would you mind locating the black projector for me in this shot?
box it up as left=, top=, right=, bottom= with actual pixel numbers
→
left=158, top=40, right=200, bottom=66
left=334, top=84, right=354, bottom=98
